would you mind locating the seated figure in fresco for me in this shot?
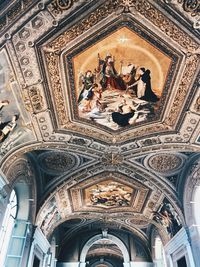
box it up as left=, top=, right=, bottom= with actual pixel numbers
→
left=128, top=68, right=159, bottom=102
left=99, top=54, right=126, bottom=91
left=111, top=98, right=141, bottom=127
left=0, top=115, right=18, bottom=143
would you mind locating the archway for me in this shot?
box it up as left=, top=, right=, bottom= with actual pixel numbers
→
left=79, top=233, right=130, bottom=266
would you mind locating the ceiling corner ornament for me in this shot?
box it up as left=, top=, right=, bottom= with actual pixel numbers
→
left=101, top=153, right=124, bottom=166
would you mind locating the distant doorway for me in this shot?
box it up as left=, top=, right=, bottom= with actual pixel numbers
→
left=177, top=256, right=187, bottom=267
left=33, top=256, right=40, bottom=267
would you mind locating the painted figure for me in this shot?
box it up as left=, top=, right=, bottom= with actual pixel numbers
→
left=128, top=68, right=159, bottom=102
left=111, top=99, right=141, bottom=127
left=153, top=202, right=182, bottom=237
left=0, top=100, right=9, bottom=111
left=99, top=55, right=126, bottom=90
left=78, top=70, right=94, bottom=103
left=0, top=115, right=18, bottom=143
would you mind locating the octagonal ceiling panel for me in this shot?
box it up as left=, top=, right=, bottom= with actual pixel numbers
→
left=62, top=21, right=177, bottom=135
left=84, top=179, right=134, bottom=208
left=68, top=26, right=172, bottom=131
left=70, top=173, right=150, bottom=213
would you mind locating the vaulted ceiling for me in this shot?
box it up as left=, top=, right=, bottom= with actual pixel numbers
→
left=0, top=0, right=199, bottom=259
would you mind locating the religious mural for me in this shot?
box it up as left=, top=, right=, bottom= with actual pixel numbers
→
left=85, top=180, right=133, bottom=208
left=72, top=27, right=172, bottom=130
left=0, top=50, right=33, bottom=155
left=40, top=197, right=61, bottom=235
left=152, top=199, right=182, bottom=238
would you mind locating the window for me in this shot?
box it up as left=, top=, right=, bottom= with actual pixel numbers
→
left=193, top=186, right=200, bottom=234
left=154, top=236, right=167, bottom=267
left=0, top=190, right=17, bottom=265
left=177, top=256, right=187, bottom=267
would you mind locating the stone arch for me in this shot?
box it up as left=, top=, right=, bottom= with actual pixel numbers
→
left=183, top=155, right=200, bottom=226
left=79, top=234, right=130, bottom=264
left=2, top=156, right=37, bottom=267
left=90, top=260, right=113, bottom=267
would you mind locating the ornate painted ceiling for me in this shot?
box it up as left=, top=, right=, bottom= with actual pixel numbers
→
left=0, top=0, right=199, bottom=252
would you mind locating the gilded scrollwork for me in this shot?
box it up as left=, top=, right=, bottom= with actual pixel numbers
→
left=165, top=55, right=199, bottom=126
left=46, top=0, right=122, bottom=51
left=46, top=52, right=69, bottom=125
left=182, top=0, right=200, bottom=16
left=129, top=0, right=199, bottom=51
left=48, top=0, right=76, bottom=16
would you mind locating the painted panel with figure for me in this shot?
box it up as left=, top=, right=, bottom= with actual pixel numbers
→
left=152, top=199, right=182, bottom=238
left=0, top=49, right=33, bottom=156
left=84, top=180, right=134, bottom=208
left=71, top=27, right=172, bottom=130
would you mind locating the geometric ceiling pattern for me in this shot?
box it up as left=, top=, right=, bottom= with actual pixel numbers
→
left=0, top=0, right=199, bottom=253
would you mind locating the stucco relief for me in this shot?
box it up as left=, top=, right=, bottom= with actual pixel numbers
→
left=144, top=153, right=186, bottom=175
left=37, top=151, right=79, bottom=174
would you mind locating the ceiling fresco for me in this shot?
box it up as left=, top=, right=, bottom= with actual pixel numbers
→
left=69, top=26, right=172, bottom=130
left=84, top=180, right=134, bottom=208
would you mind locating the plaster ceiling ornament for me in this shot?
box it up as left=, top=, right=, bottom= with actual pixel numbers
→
left=144, top=152, right=186, bottom=176
left=37, top=151, right=79, bottom=174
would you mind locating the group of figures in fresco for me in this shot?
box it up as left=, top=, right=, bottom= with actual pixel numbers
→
left=153, top=201, right=182, bottom=238
left=89, top=181, right=132, bottom=208
left=77, top=53, right=159, bottom=129
left=0, top=100, right=19, bottom=144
